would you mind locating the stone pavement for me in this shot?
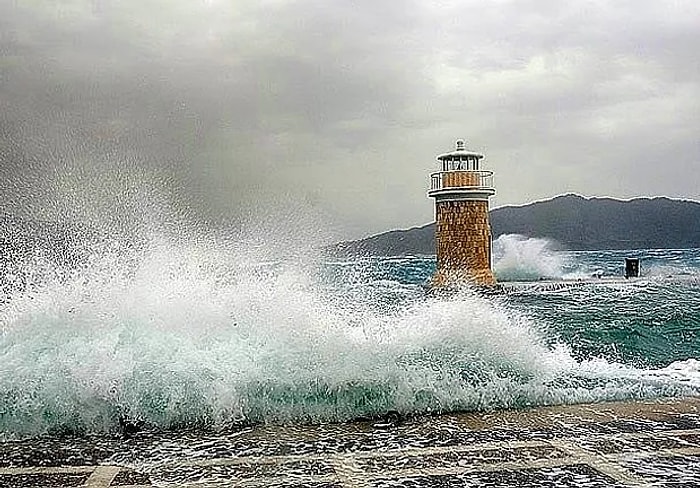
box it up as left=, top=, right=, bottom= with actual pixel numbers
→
left=3, top=397, right=700, bottom=487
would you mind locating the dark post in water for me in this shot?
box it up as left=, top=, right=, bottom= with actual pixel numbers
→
left=625, top=258, right=640, bottom=278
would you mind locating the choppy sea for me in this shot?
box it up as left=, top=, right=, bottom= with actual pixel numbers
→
left=1, top=233, right=700, bottom=440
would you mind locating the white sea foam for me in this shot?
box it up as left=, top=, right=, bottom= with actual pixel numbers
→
left=1, top=238, right=698, bottom=438
left=493, top=234, right=567, bottom=281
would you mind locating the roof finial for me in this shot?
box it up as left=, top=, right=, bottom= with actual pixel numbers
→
left=455, top=139, right=465, bottom=151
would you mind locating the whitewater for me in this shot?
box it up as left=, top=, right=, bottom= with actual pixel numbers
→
left=1, top=232, right=700, bottom=439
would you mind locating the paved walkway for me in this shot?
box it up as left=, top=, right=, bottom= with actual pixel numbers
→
left=3, top=397, right=700, bottom=487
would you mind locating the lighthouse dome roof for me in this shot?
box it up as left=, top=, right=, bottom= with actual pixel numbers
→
left=436, top=139, right=484, bottom=160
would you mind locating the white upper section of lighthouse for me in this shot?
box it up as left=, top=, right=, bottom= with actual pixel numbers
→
left=428, top=139, right=495, bottom=202
left=436, top=139, right=484, bottom=162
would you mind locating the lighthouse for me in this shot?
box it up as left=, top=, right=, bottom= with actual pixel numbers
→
left=428, top=140, right=496, bottom=287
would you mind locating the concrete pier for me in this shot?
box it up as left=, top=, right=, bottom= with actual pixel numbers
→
left=496, top=274, right=700, bottom=294
left=4, top=397, right=700, bottom=486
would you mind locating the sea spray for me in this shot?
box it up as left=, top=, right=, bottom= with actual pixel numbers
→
left=0, top=235, right=575, bottom=437
left=2, top=239, right=700, bottom=439
left=493, top=234, right=567, bottom=281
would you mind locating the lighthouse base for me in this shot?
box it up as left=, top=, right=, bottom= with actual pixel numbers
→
left=430, top=268, right=497, bottom=289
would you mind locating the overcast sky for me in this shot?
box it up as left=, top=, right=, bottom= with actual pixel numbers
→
left=1, top=0, right=698, bottom=240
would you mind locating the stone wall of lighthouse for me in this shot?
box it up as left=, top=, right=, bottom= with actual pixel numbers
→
left=434, top=199, right=495, bottom=286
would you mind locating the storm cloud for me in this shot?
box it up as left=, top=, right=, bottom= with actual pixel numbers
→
left=1, top=0, right=698, bottom=239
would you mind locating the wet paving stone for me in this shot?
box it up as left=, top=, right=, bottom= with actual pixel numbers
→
left=279, top=484, right=342, bottom=488
left=577, top=435, right=691, bottom=454
left=154, top=458, right=336, bottom=484
left=620, top=454, right=700, bottom=486
left=111, top=468, right=151, bottom=485
left=604, top=418, right=700, bottom=433
left=670, top=432, right=700, bottom=446
left=0, top=437, right=120, bottom=468
left=0, top=472, right=91, bottom=488
left=223, top=458, right=336, bottom=479
left=357, top=445, right=567, bottom=472
left=3, top=399, right=700, bottom=487
left=371, top=464, right=625, bottom=488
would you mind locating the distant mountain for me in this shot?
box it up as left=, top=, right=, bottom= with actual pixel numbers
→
left=332, top=194, right=700, bottom=256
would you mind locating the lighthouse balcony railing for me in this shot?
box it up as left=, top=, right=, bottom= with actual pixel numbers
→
left=429, top=171, right=494, bottom=191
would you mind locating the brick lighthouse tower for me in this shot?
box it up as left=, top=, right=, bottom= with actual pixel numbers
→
left=428, top=139, right=496, bottom=286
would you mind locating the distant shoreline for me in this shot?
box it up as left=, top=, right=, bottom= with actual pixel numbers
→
left=333, top=194, right=700, bottom=257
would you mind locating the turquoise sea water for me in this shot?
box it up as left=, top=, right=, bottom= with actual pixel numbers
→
left=1, top=234, right=700, bottom=438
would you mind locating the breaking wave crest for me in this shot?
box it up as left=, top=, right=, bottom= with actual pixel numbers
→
left=1, top=238, right=699, bottom=438
left=492, top=234, right=569, bottom=282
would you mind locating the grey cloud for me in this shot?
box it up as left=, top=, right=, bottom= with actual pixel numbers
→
left=0, top=0, right=698, bottom=240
